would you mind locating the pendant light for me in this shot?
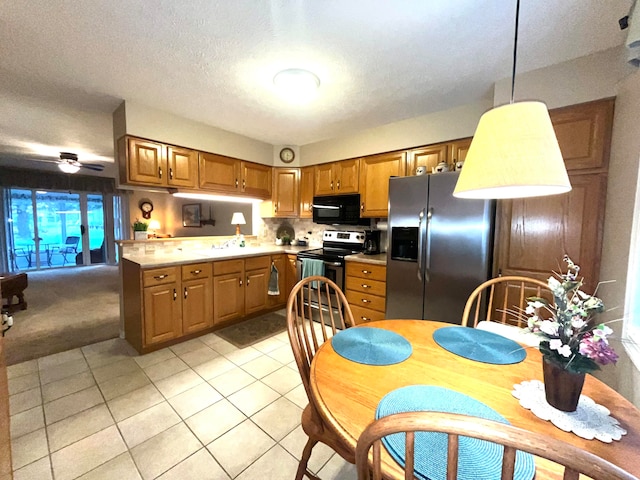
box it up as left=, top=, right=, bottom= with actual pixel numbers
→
left=453, top=0, right=571, bottom=199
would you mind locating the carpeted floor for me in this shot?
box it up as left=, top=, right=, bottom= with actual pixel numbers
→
left=216, top=310, right=287, bottom=348
left=4, top=265, right=120, bottom=365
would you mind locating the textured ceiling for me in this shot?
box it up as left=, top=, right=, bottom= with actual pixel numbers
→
left=0, top=0, right=631, bottom=169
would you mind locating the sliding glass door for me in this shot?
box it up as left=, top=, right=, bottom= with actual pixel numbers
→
left=4, top=188, right=107, bottom=271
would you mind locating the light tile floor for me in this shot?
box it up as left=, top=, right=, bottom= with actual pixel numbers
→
left=8, top=329, right=357, bottom=480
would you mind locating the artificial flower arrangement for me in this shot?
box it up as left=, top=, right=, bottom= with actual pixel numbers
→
left=525, top=255, right=618, bottom=375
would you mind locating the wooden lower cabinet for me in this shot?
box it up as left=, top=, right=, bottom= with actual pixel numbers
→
left=143, top=282, right=182, bottom=345
left=245, top=263, right=269, bottom=315
left=286, top=254, right=298, bottom=299
left=345, top=261, right=387, bottom=325
left=268, top=254, right=288, bottom=307
left=181, top=263, right=213, bottom=334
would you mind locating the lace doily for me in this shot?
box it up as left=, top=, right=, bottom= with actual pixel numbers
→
left=512, top=380, right=627, bottom=443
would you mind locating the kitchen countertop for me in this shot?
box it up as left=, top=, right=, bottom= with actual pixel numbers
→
left=344, top=252, right=387, bottom=265
left=122, top=245, right=312, bottom=268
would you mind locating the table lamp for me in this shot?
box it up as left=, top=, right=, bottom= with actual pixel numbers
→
left=231, top=212, right=246, bottom=235
left=148, top=220, right=161, bottom=238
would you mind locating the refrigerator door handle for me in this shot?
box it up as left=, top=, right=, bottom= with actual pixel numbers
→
left=425, top=208, right=433, bottom=281
left=417, top=208, right=425, bottom=282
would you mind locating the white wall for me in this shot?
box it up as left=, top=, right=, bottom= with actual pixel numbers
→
left=117, top=101, right=274, bottom=165
left=300, top=100, right=492, bottom=165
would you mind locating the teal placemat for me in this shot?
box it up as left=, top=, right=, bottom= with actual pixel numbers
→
left=433, top=326, right=526, bottom=365
left=331, top=327, right=412, bottom=365
left=376, top=385, right=535, bottom=480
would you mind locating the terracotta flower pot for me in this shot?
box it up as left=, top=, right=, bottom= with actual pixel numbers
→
left=542, top=359, right=586, bottom=412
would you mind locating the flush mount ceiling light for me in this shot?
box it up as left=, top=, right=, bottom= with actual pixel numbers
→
left=453, top=0, right=571, bottom=199
left=273, top=68, right=320, bottom=102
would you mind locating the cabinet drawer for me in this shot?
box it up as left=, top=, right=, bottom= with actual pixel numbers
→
left=181, top=262, right=212, bottom=280
left=346, top=290, right=386, bottom=313
left=245, top=255, right=270, bottom=271
left=346, top=262, right=386, bottom=282
left=345, top=276, right=386, bottom=297
left=214, top=259, right=244, bottom=276
left=142, top=267, right=179, bottom=287
left=350, top=305, right=386, bottom=325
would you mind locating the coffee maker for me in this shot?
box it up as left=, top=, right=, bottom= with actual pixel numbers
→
left=363, top=230, right=381, bottom=255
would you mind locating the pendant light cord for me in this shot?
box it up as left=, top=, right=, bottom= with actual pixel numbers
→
left=510, top=0, right=520, bottom=104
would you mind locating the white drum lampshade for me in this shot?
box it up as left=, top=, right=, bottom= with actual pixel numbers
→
left=231, top=212, right=246, bottom=235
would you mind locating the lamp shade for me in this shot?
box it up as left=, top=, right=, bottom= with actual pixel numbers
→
left=231, top=212, right=246, bottom=225
left=148, top=220, right=161, bottom=231
left=453, top=101, right=571, bottom=199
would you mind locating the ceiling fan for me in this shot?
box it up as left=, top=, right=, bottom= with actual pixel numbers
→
left=35, top=152, right=106, bottom=174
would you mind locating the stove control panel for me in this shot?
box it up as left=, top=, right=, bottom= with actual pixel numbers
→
left=323, top=230, right=365, bottom=245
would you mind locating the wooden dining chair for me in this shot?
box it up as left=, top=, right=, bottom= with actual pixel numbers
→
left=461, top=275, right=550, bottom=328
left=287, top=275, right=357, bottom=480
left=355, top=411, right=638, bottom=480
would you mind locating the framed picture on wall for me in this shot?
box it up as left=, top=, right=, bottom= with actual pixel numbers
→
left=182, top=203, right=201, bottom=227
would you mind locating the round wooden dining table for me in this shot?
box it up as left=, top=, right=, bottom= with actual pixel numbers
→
left=310, top=320, right=640, bottom=479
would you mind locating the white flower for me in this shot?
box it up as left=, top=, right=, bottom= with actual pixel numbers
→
left=549, top=339, right=572, bottom=357
left=539, top=320, right=559, bottom=336
left=548, top=276, right=563, bottom=295
left=571, top=318, right=586, bottom=329
left=525, top=300, right=545, bottom=314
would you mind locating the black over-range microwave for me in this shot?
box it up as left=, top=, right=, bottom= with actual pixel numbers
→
left=312, top=194, right=368, bottom=225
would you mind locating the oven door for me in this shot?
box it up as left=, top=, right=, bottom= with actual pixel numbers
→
left=296, top=258, right=345, bottom=328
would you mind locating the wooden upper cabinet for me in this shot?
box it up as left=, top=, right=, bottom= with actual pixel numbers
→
left=167, top=146, right=198, bottom=188
left=549, top=98, right=614, bottom=172
left=118, top=136, right=198, bottom=188
left=199, top=152, right=241, bottom=193
left=241, top=161, right=272, bottom=198
left=448, top=138, right=472, bottom=166
left=299, top=166, right=315, bottom=218
left=273, top=168, right=299, bottom=217
left=315, top=159, right=359, bottom=196
left=359, top=151, right=406, bottom=217
left=123, top=137, right=165, bottom=186
left=407, top=144, right=448, bottom=176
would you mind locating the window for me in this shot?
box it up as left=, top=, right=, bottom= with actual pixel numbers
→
left=624, top=167, right=640, bottom=370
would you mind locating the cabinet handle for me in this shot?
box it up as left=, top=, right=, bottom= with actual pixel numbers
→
left=361, top=203, right=365, bottom=211
left=361, top=284, right=371, bottom=289
left=169, top=167, right=174, bottom=180
left=173, top=288, right=177, bottom=300
left=274, top=204, right=278, bottom=213
left=330, top=180, right=333, bottom=190
left=361, top=299, right=370, bottom=303
left=242, top=179, right=246, bottom=189
left=190, top=269, right=202, bottom=275
left=184, top=287, right=188, bottom=299
left=153, top=274, right=167, bottom=280
left=239, top=279, right=243, bottom=286
left=246, top=277, right=250, bottom=286
left=362, top=270, right=370, bottom=274
left=158, top=167, right=163, bottom=179
left=235, top=178, right=239, bottom=188
left=337, top=179, right=341, bottom=190
left=361, top=316, right=370, bottom=322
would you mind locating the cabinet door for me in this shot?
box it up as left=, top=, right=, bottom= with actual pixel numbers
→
left=549, top=98, right=614, bottom=171
left=335, top=159, right=359, bottom=194
left=359, top=151, right=406, bottom=217
left=182, top=278, right=213, bottom=334
left=245, top=267, right=269, bottom=315
left=448, top=138, right=472, bottom=167
left=213, top=273, right=244, bottom=324
left=273, top=168, right=299, bottom=217
left=167, top=146, right=198, bottom=188
left=143, top=283, right=182, bottom=345
left=495, top=172, right=606, bottom=294
left=299, top=166, right=315, bottom=218
left=127, top=137, right=165, bottom=185
left=242, top=162, right=272, bottom=198
left=314, top=163, right=335, bottom=196
left=199, top=152, right=241, bottom=193
left=269, top=255, right=287, bottom=307
left=286, top=254, right=298, bottom=299
left=407, top=144, right=447, bottom=176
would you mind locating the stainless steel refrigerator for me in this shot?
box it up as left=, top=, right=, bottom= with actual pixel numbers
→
left=385, top=172, right=494, bottom=323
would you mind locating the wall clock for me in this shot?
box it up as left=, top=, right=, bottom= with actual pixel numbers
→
left=139, top=201, right=154, bottom=219
left=279, top=147, right=295, bottom=164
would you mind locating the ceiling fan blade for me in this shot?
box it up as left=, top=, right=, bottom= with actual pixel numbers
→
left=80, top=163, right=105, bottom=172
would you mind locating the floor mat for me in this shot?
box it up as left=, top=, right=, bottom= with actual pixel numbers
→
left=216, top=311, right=288, bottom=348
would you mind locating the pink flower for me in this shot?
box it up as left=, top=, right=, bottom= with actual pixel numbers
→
left=579, top=335, right=619, bottom=365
